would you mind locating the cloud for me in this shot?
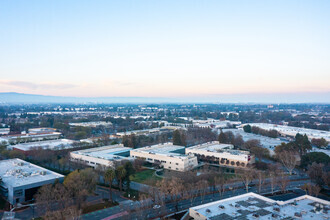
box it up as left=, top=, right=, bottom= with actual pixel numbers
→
left=0, top=80, right=76, bottom=90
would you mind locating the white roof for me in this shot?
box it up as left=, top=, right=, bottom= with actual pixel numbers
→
left=0, top=158, right=64, bottom=187
left=131, top=143, right=190, bottom=159
left=226, top=129, right=288, bottom=155
left=243, top=123, right=330, bottom=142
left=12, top=139, right=75, bottom=151
left=191, top=192, right=330, bottom=219
left=71, top=144, right=131, bottom=161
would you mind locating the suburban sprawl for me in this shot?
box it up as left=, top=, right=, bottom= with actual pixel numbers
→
left=0, top=103, right=329, bottom=219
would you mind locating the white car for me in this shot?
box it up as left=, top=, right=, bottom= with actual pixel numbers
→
left=153, top=205, right=161, bottom=209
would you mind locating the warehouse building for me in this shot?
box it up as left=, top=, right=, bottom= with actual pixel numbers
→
left=11, top=139, right=75, bottom=154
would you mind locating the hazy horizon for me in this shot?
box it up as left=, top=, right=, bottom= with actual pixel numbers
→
left=1, top=1, right=330, bottom=102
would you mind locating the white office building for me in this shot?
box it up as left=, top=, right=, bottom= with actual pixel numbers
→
left=0, top=159, right=64, bottom=205
left=189, top=192, right=330, bottom=220
left=70, top=144, right=132, bottom=168
left=186, top=141, right=254, bottom=168
left=130, top=143, right=198, bottom=172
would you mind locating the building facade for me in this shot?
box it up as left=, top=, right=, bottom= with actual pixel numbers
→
left=186, top=141, right=254, bottom=168
left=0, top=159, right=64, bottom=205
left=130, top=143, right=198, bottom=172
left=70, top=144, right=132, bottom=168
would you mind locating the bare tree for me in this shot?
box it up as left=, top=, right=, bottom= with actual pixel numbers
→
left=268, top=163, right=280, bottom=194
left=277, top=150, right=299, bottom=175
left=256, top=170, right=266, bottom=193
left=196, top=180, right=209, bottom=202
left=214, top=176, right=227, bottom=198
left=278, top=173, right=290, bottom=193
left=236, top=168, right=256, bottom=192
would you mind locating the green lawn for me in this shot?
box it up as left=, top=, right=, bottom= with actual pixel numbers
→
left=130, top=169, right=162, bottom=185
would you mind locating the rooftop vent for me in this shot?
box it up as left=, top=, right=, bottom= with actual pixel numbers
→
left=294, top=212, right=302, bottom=218
left=252, top=213, right=259, bottom=218
left=273, top=207, right=280, bottom=212
left=206, top=209, right=211, bottom=213
left=219, top=205, right=225, bottom=209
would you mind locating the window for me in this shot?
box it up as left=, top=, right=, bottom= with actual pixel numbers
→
left=175, top=163, right=179, bottom=165
left=14, top=189, right=23, bottom=197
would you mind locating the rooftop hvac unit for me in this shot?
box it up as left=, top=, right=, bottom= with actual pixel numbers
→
left=40, top=171, right=47, bottom=175
left=17, top=162, right=24, bottom=166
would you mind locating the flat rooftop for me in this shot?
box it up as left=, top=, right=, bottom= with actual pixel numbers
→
left=244, top=123, right=330, bottom=141
left=12, top=139, right=75, bottom=151
left=187, top=141, right=250, bottom=156
left=69, top=121, right=113, bottom=127
left=190, top=192, right=330, bottom=220
left=72, top=144, right=131, bottom=161
left=188, top=141, right=233, bottom=152
left=0, top=159, right=64, bottom=187
left=132, top=143, right=189, bottom=158
left=226, top=129, right=288, bottom=155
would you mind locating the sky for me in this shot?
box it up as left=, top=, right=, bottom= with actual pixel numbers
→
left=0, top=0, right=329, bottom=102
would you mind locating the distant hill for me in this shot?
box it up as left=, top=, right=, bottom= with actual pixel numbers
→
left=0, top=92, right=176, bottom=104
left=0, top=92, right=329, bottom=104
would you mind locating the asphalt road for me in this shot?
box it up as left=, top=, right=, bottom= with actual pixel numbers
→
left=82, top=179, right=311, bottom=220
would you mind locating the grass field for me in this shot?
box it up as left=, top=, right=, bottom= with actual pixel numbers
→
left=130, top=169, right=162, bottom=185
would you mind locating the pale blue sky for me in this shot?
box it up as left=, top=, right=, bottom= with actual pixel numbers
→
left=0, top=0, right=329, bottom=101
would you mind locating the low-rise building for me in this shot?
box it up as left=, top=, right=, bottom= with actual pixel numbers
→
left=0, top=132, right=61, bottom=145
left=28, top=127, right=57, bottom=134
left=0, top=128, right=10, bottom=136
left=70, top=144, right=132, bottom=168
left=189, top=192, right=330, bottom=220
left=130, top=143, right=198, bottom=171
left=69, top=121, right=113, bottom=128
left=0, top=159, right=64, bottom=205
left=225, top=129, right=288, bottom=156
left=11, top=139, right=75, bottom=154
left=241, top=123, right=330, bottom=143
left=186, top=141, right=254, bottom=168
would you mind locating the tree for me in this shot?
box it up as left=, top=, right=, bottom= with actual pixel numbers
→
left=300, top=152, right=329, bottom=168
left=243, top=125, right=252, bottom=133
left=115, top=166, right=127, bottom=191
left=243, top=139, right=261, bottom=150
left=214, top=176, right=227, bottom=198
left=218, top=131, right=227, bottom=144
left=123, top=161, right=135, bottom=192
left=268, top=163, right=280, bottom=194
left=237, top=168, right=256, bottom=192
left=278, top=173, right=290, bottom=193
left=277, top=150, right=299, bottom=175
left=172, top=130, right=186, bottom=146
left=250, top=146, right=270, bottom=161
left=64, top=168, right=98, bottom=209
left=311, top=138, right=328, bottom=148
left=104, top=168, right=116, bottom=203
left=256, top=170, right=266, bottom=193
left=294, top=133, right=312, bottom=156
left=307, top=162, right=325, bottom=187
